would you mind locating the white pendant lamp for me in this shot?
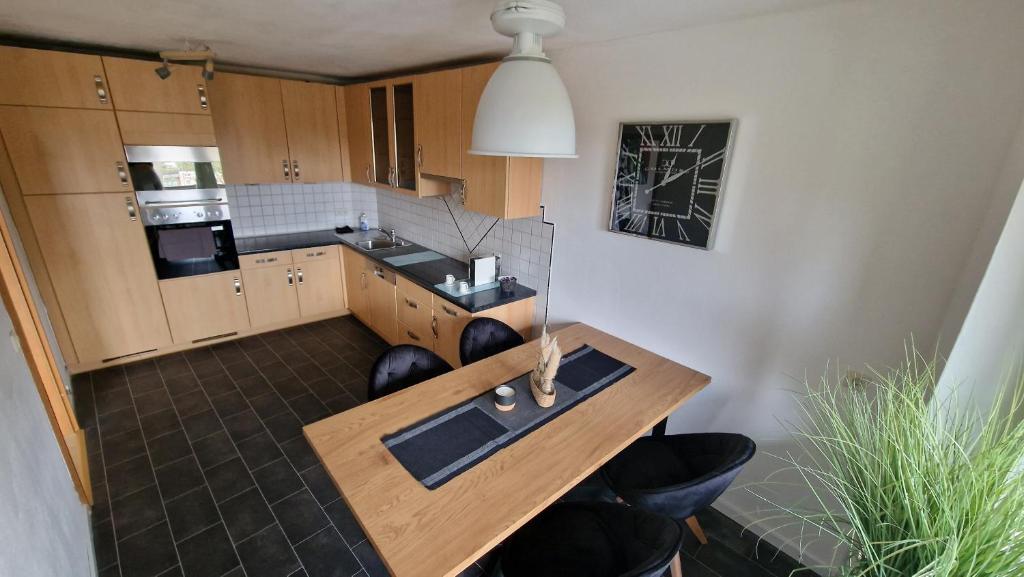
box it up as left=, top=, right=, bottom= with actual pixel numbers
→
left=470, top=0, right=577, bottom=158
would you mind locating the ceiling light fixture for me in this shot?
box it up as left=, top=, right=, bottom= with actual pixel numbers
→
left=155, top=46, right=215, bottom=81
left=154, top=59, right=171, bottom=79
left=470, top=0, right=577, bottom=158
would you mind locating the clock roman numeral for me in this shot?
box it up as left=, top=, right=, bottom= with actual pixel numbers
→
left=694, top=205, right=714, bottom=230
left=696, top=178, right=720, bottom=196
left=636, top=125, right=656, bottom=146
left=614, top=191, right=634, bottom=218
left=660, top=125, right=682, bottom=147
left=616, top=171, right=638, bottom=187
left=624, top=214, right=647, bottom=233
left=650, top=216, right=666, bottom=238
left=688, top=124, right=706, bottom=147
left=676, top=221, right=691, bottom=242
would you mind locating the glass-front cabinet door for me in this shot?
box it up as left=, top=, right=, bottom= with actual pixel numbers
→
left=369, top=85, right=392, bottom=187
left=392, top=82, right=417, bottom=193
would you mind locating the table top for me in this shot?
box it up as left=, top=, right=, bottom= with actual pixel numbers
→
left=303, top=323, right=711, bottom=577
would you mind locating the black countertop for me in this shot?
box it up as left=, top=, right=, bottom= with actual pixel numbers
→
left=235, top=230, right=536, bottom=313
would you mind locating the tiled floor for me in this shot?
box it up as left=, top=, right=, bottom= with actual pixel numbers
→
left=74, top=315, right=807, bottom=577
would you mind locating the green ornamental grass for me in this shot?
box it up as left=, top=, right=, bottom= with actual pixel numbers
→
left=753, top=351, right=1024, bottom=576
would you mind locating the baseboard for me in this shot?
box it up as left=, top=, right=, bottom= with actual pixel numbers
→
left=714, top=495, right=834, bottom=575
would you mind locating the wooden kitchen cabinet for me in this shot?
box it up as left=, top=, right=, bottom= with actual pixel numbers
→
left=461, top=63, right=544, bottom=219
left=344, top=83, right=374, bottom=186
left=414, top=68, right=462, bottom=180
left=397, top=275, right=434, bottom=346
left=102, top=57, right=210, bottom=114
left=25, top=192, right=172, bottom=363
left=240, top=250, right=301, bottom=327
left=208, top=72, right=291, bottom=184
left=432, top=299, right=472, bottom=368
left=160, top=271, right=250, bottom=344
left=341, top=246, right=372, bottom=324
left=293, top=245, right=345, bottom=317
left=367, top=264, right=399, bottom=344
left=281, top=80, right=344, bottom=183
left=0, top=46, right=112, bottom=109
left=0, top=106, right=130, bottom=195
left=335, top=87, right=352, bottom=182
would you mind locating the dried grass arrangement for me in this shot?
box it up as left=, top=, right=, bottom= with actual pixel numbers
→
left=530, top=327, right=562, bottom=408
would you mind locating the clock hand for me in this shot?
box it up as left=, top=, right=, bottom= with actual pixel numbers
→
left=646, top=158, right=701, bottom=193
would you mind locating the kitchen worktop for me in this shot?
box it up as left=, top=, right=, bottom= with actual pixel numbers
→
left=235, top=229, right=536, bottom=313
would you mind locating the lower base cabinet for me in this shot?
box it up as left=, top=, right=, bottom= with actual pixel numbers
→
left=239, top=246, right=346, bottom=330
left=294, top=246, right=345, bottom=317
left=242, top=262, right=301, bottom=328
left=367, top=265, right=399, bottom=344
left=341, top=246, right=372, bottom=324
left=160, top=271, right=250, bottom=344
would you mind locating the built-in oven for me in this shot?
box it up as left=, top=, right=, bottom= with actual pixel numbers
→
left=127, top=145, right=239, bottom=280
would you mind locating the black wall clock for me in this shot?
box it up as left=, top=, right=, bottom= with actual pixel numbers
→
left=609, top=120, right=736, bottom=249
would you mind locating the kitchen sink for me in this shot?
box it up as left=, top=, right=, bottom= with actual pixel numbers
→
left=356, top=238, right=410, bottom=251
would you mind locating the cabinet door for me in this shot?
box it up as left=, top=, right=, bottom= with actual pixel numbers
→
left=397, top=322, right=431, bottom=349
left=208, top=73, right=291, bottom=184
left=242, top=264, right=300, bottom=328
left=0, top=46, right=111, bottom=109
left=336, top=87, right=351, bottom=181
left=160, top=271, right=250, bottom=344
left=103, top=57, right=209, bottom=114
left=294, top=247, right=345, bottom=317
left=345, top=84, right=373, bottom=186
left=25, top=193, right=172, bottom=363
left=0, top=106, right=130, bottom=195
left=281, top=80, right=343, bottom=183
left=397, top=276, right=433, bottom=341
left=433, top=300, right=471, bottom=368
left=368, top=268, right=399, bottom=344
left=368, top=84, right=393, bottom=187
left=341, top=247, right=371, bottom=323
left=391, top=81, right=417, bottom=193
left=414, top=69, right=461, bottom=180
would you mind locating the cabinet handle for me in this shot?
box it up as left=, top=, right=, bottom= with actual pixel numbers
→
left=405, top=298, right=418, bottom=309
left=416, top=144, right=423, bottom=168
left=125, top=196, right=137, bottom=221
left=94, top=75, right=108, bottom=104
left=431, top=315, right=438, bottom=338
left=283, top=159, right=291, bottom=180
left=287, top=269, right=294, bottom=286
left=116, top=162, right=129, bottom=187
left=197, top=85, right=208, bottom=110
left=292, top=160, right=301, bottom=181
left=365, top=164, right=371, bottom=183
left=406, top=330, right=420, bottom=342
left=461, top=181, right=468, bottom=205
left=233, top=277, right=242, bottom=296
left=297, top=268, right=304, bottom=285
left=442, top=305, right=459, bottom=317
left=374, top=269, right=385, bottom=280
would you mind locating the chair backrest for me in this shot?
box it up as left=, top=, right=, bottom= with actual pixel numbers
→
left=459, top=317, right=525, bottom=366
left=367, top=345, right=453, bottom=401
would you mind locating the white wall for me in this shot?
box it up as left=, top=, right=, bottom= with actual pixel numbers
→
left=0, top=302, right=95, bottom=577
left=542, top=0, right=1024, bottom=566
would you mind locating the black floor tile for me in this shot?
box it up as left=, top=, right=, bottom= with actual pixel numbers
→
left=223, top=409, right=265, bottom=443
left=253, top=458, right=304, bottom=504
left=294, top=526, right=362, bottom=577
left=351, top=539, right=389, bottom=577
left=99, top=563, right=122, bottom=577
left=270, top=377, right=312, bottom=401
left=166, top=487, right=221, bottom=543
left=280, top=437, right=319, bottom=473
left=141, top=408, right=183, bottom=440
left=191, top=359, right=227, bottom=380
left=260, top=362, right=294, bottom=384
left=291, top=363, right=327, bottom=384
left=155, top=456, right=205, bottom=500
left=96, top=385, right=135, bottom=415
left=207, top=458, right=255, bottom=503
left=129, top=373, right=167, bottom=396
left=304, top=378, right=346, bottom=404
left=184, top=347, right=217, bottom=364
left=173, top=390, right=213, bottom=419
left=220, top=487, right=276, bottom=543
left=250, top=392, right=290, bottom=421
left=112, top=484, right=166, bottom=539
left=177, top=523, right=240, bottom=577
left=276, top=349, right=312, bottom=366
left=323, top=499, right=365, bottom=548
left=99, top=406, right=142, bottom=437
left=235, top=374, right=275, bottom=400
left=157, top=355, right=193, bottom=378
left=102, top=428, right=147, bottom=467
left=135, top=388, right=173, bottom=417
left=126, top=359, right=159, bottom=379
left=211, top=390, right=250, bottom=419
left=118, top=522, right=178, bottom=577
left=236, top=524, right=301, bottom=577
left=263, top=412, right=304, bottom=443
left=165, top=374, right=202, bottom=398
left=287, top=394, right=330, bottom=425
left=201, top=373, right=239, bottom=397
left=148, top=429, right=193, bottom=468
left=272, top=489, right=330, bottom=545
left=224, top=360, right=259, bottom=381
left=181, top=409, right=224, bottom=442
left=324, top=394, right=359, bottom=416
left=93, top=519, right=118, bottom=570
left=107, top=454, right=156, bottom=500
left=300, top=464, right=339, bottom=507
left=193, top=431, right=240, bottom=470
left=237, top=431, right=284, bottom=471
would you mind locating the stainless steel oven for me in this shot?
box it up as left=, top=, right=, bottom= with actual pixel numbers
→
left=128, top=146, right=239, bottom=280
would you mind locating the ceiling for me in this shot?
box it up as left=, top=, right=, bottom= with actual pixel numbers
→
left=0, top=0, right=841, bottom=79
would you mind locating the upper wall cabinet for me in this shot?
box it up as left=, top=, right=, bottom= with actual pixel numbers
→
left=414, top=68, right=462, bottom=181
left=0, top=105, right=130, bottom=195
left=281, top=80, right=344, bottom=183
left=0, top=46, right=111, bottom=109
left=102, top=57, right=210, bottom=114
left=462, top=63, right=543, bottom=220
left=209, top=72, right=343, bottom=185
left=208, top=72, right=292, bottom=184
left=344, top=83, right=374, bottom=187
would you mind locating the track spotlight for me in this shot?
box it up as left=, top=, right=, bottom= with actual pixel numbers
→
left=202, top=59, right=215, bottom=81
left=154, top=60, right=171, bottom=80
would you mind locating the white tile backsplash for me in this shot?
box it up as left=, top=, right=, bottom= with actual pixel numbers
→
left=227, top=182, right=378, bottom=237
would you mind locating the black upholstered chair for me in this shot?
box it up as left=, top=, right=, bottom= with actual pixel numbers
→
left=601, top=433, right=756, bottom=546
left=366, top=345, right=453, bottom=401
left=459, top=318, right=525, bottom=366
left=493, top=502, right=684, bottom=577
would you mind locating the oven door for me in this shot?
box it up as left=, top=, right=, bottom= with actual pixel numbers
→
left=146, top=220, right=239, bottom=280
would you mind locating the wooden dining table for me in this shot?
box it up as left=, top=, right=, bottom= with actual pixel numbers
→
left=304, top=322, right=710, bottom=577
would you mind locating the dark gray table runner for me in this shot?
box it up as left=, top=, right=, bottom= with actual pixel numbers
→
left=382, top=345, right=635, bottom=489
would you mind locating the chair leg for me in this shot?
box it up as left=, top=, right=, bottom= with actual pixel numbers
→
left=670, top=552, right=683, bottom=577
left=685, top=516, right=708, bottom=545
left=652, top=418, right=668, bottom=437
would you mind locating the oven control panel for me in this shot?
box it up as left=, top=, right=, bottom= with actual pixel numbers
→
left=142, top=204, right=231, bottom=227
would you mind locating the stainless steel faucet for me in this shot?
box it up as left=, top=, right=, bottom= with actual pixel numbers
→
left=377, top=227, right=398, bottom=242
